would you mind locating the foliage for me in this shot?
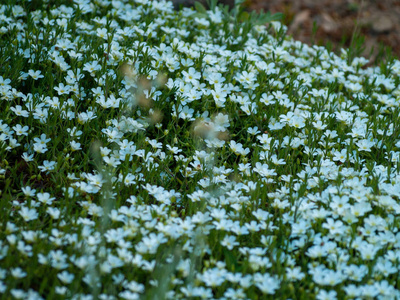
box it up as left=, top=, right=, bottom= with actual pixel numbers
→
left=1, top=0, right=400, bottom=299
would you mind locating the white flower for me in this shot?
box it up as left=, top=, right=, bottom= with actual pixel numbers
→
left=254, top=162, right=276, bottom=178
left=47, top=207, right=60, bottom=219
left=57, top=271, right=74, bottom=284
left=19, top=207, right=38, bottom=222
left=28, top=69, right=44, bottom=80
left=13, top=124, right=29, bottom=136
left=11, top=268, right=27, bottom=279
left=10, top=105, right=29, bottom=117
left=220, top=235, right=239, bottom=250
left=37, top=192, right=55, bottom=205
left=70, top=140, right=82, bottom=151
left=38, top=160, right=56, bottom=172
left=22, top=186, right=36, bottom=197
left=356, top=139, right=375, bottom=152
left=254, top=273, right=280, bottom=294
left=316, top=289, right=337, bottom=300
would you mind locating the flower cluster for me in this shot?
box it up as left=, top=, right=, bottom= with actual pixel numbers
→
left=1, top=0, right=400, bottom=299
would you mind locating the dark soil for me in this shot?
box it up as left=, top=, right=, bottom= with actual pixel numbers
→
left=173, top=0, right=400, bottom=63
left=247, top=0, right=400, bottom=63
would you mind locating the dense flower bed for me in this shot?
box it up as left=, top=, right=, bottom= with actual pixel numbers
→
left=1, top=0, right=400, bottom=299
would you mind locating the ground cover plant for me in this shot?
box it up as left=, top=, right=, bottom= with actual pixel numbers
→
left=1, top=0, right=400, bottom=299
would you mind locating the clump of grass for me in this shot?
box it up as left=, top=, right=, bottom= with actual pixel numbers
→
left=1, top=0, right=400, bottom=299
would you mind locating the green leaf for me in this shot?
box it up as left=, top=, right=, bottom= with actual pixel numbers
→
left=254, top=11, right=283, bottom=25
left=194, top=1, right=207, bottom=14
left=238, top=11, right=249, bottom=22
left=234, top=0, right=246, bottom=6
left=191, top=12, right=208, bottom=19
